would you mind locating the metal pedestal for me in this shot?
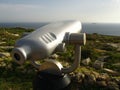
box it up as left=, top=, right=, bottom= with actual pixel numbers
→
left=33, top=71, right=71, bottom=90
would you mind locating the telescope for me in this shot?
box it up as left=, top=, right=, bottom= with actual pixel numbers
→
left=11, top=20, right=86, bottom=90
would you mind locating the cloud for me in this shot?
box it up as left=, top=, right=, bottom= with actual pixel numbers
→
left=114, top=0, right=120, bottom=3
left=0, top=0, right=120, bottom=22
left=0, top=3, right=48, bottom=22
left=0, top=3, right=45, bottom=10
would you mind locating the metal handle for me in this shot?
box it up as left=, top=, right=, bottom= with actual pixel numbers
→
left=61, top=45, right=81, bottom=73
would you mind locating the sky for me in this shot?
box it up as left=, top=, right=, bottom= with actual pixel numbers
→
left=0, top=0, right=120, bottom=23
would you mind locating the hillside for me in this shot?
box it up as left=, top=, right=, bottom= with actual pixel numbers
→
left=0, top=28, right=120, bottom=90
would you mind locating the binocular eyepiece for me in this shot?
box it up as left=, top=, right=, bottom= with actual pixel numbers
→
left=11, top=46, right=30, bottom=65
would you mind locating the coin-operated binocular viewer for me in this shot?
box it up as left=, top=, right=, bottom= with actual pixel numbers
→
left=11, top=20, right=86, bottom=90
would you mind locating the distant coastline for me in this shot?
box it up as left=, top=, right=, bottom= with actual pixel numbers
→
left=0, top=22, right=120, bottom=36
left=82, top=23, right=120, bottom=36
left=0, top=22, right=48, bottom=29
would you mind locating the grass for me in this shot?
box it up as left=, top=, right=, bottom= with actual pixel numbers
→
left=0, top=79, right=32, bottom=90
left=0, top=28, right=120, bottom=89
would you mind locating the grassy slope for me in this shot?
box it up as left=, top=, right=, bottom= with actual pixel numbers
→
left=0, top=28, right=120, bottom=90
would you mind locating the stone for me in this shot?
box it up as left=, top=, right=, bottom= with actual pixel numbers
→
left=2, top=52, right=10, bottom=57
left=117, top=47, right=120, bottom=52
left=96, top=81, right=107, bottom=87
left=12, top=34, right=19, bottom=37
left=91, top=71, right=100, bottom=78
left=89, top=74, right=96, bottom=82
left=7, top=63, right=12, bottom=69
left=107, top=82, right=119, bottom=90
left=5, top=31, right=19, bottom=37
left=97, top=56, right=109, bottom=62
left=84, top=73, right=96, bottom=85
left=107, top=43, right=117, bottom=48
left=103, top=68, right=120, bottom=76
left=69, top=72, right=76, bottom=77
left=70, top=72, right=85, bottom=83
left=97, top=73, right=110, bottom=81
left=0, top=52, right=10, bottom=58
left=0, top=61, right=6, bottom=67
left=82, top=57, right=91, bottom=66
left=93, top=60, right=104, bottom=69
left=0, top=42, right=6, bottom=45
left=0, top=53, right=5, bottom=58
left=112, top=78, right=120, bottom=85
left=49, top=54, right=59, bottom=59
left=113, top=63, right=120, bottom=67
left=76, top=73, right=85, bottom=83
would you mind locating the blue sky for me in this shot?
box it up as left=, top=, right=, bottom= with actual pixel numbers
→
left=0, top=0, right=120, bottom=23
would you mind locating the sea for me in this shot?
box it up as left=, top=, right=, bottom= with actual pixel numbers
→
left=0, top=22, right=120, bottom=36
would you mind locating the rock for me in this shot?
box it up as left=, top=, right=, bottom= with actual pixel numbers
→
left=2, top=52, right=10, bottom=57
left=97, top=56, right=109, bottom=62
left=117, top=46, right=120, bottom=51
left=96, top=81, right=107, bottom=87
left=62, top=61, right=70, bottom=68
left=107, top=43, right=120, bottom=48
left=107, top=82, right=119, bottom=90
left=93, top=60, right=104, bottom=69
left=0, top=52, right=10, bottom=58
left=12, top=34, right=19, bottom=37
left=89, top=74, right=96, bottom=82
left=113, top=63, right=120, bottom=67
left=0, top=42, right=6, bottom=45
left=0, top=61, right=6, bottom=67
left=116, top=79, right=120, bottom=85
left=70, top=72, right=85, bottom=83
left=103, top=68, right=120, bottom=76
left=91, top=71, right=100, bottom=78
left=84, top=73, right=96, bottom=85
left=5, top=31, right=19, bottom=37
left=112, top=78, right=120, bottom=86
left=82, top=58, right=91, bottom=66
left=49, top=54, right=59, bottom=59
left=0, top=53, right=6, bottom=58
left=97, top=73, right=110, bottom=81
left=75, top=73, right=85, bottom=83
left=7, top=63, right=12, bottom=69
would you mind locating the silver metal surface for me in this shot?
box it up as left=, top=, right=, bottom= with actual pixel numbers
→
left=38, top=60, right=63, bottom=75
left=11, top=20, right=82, bottom=66
left=62, top=45, right=81, bottom=73
left=62, top=33, right=86, bottom=73
left=11, top=20, right=86, bottom=74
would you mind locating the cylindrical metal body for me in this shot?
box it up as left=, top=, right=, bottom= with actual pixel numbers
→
left=11, top=21, right=82, bottom=65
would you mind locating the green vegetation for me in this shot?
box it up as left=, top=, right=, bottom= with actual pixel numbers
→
left=0, top=28, right=120, bottom=90
left=0, top=27, right=33, bottom=46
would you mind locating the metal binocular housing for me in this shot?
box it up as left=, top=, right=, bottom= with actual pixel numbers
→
left=11, top=20, right=86, bottom=75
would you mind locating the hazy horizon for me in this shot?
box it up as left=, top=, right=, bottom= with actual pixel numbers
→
left=1, top=21, right=119, bottom=24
